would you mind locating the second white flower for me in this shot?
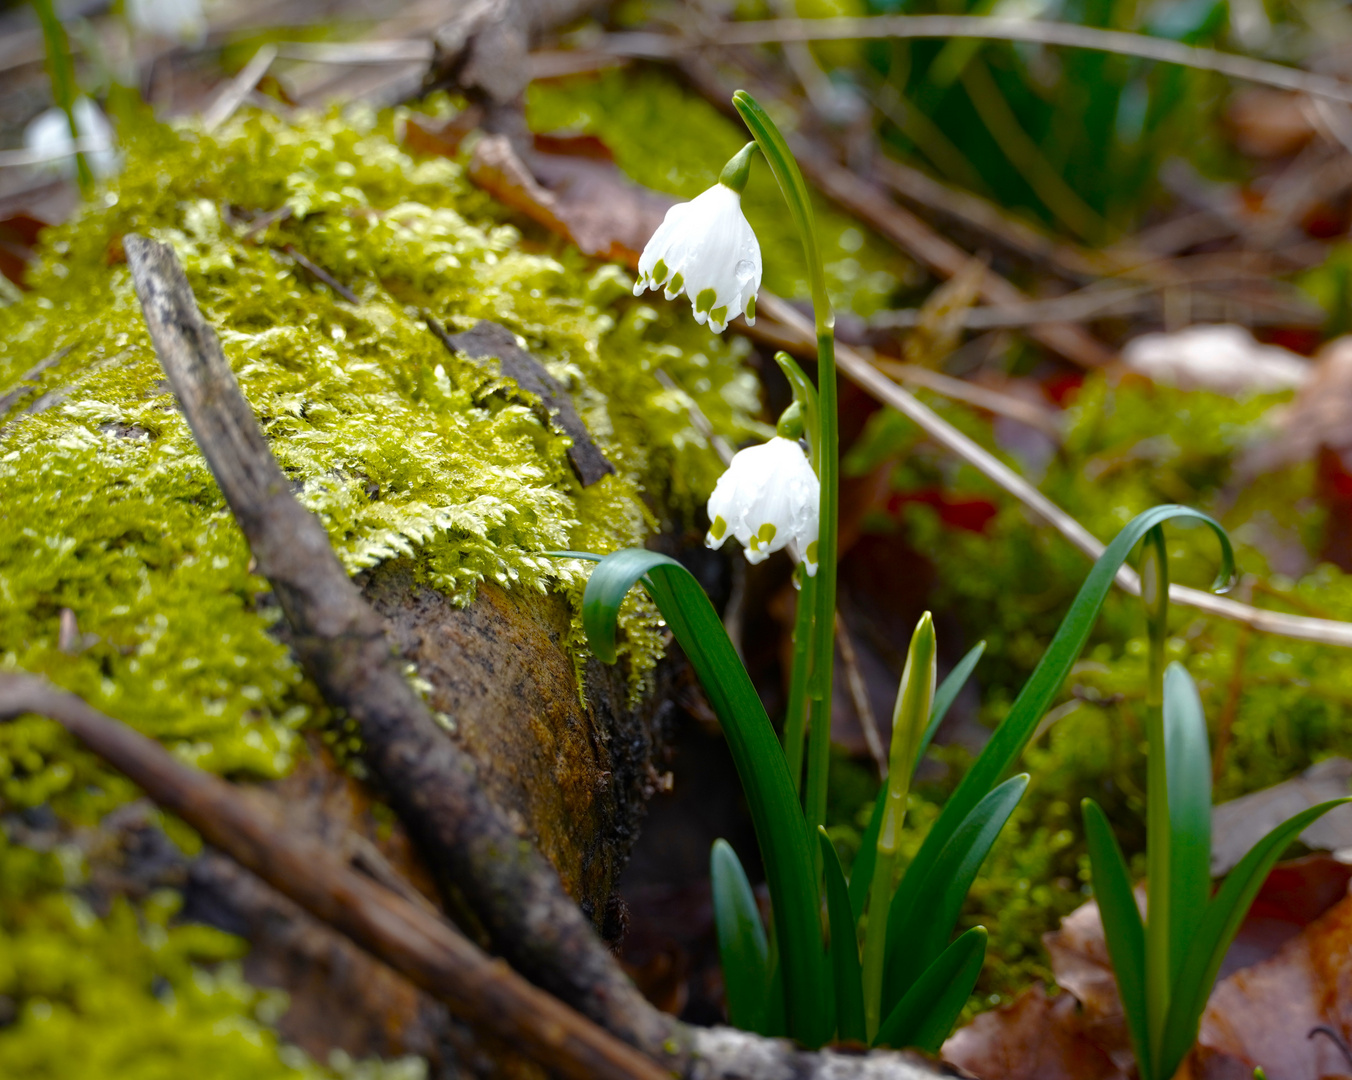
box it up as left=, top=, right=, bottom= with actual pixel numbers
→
left=706, top=436, right=819, bottom=573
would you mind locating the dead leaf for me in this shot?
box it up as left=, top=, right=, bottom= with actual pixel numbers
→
left=1042, top=887, right=1144, bottom=1073
left=942, top=984, right=1129, bottom=1080
left=1189, top=892, right=1352, bottom=1080
left=1211, top=759, right=1352, bottom=875
left=467, top=133, right=673, bottom=266
left=1227, top=90, right=1317, bottom=159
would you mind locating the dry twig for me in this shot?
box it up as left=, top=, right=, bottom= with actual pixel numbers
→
left=122, top=233, right=675, bottom=1059
left=0, top=673, right=669, bottom=1080
left=609, top=17, right=1352, bottom=106
left=756, top=293, right=1352, bottom=649
left=119, top=234, right=958, bottom=1080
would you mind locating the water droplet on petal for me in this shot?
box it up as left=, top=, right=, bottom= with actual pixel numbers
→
left=735, top=259, right=755, bottom=282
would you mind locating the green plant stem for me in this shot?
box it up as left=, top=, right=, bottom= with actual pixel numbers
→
left=782, top=568, right=816, bottom=793
left=732, top=90, right=838, bottom=882
left=861, top=841, right=899, bottom=1039
left=31, top=0, right=92, bottom=193
left=1141, top=525, right=1170, bottom=1080
left=805, top=326, right=839, bottom=875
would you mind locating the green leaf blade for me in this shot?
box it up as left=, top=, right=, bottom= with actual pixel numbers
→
left=882, top=774, right=1028, bottom=1015
left=711, top=839, right=770, bottom=1035
left=848, top=786, right=888, bottom=923
left=1159, top=797, right=1352, bottom=1080
left=1163, top=662, right=1212, bottom=985
left=888, top=507, right=1232, bottom=977
left=820, top=828, right=866, bottom=1044
left=914, top=640, right=986, bottom=776
left=579, top=550, right=831, bottom=1046
left=874, top=927, right=987, bottom=1052
left=1083, top=798, right=1150, bottom=1079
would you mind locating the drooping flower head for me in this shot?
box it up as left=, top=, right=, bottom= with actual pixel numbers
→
left=706, top=436, right=820, bottom=574
left=634, top=142, right=762, bottom=334
left=23, top=98, right=120, bottom=180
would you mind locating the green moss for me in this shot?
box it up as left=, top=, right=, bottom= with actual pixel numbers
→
left=526, top=69, right=916, bottom=316
left=0, top=102, right=761, bottom=1069
left=0, top=830, right=423, bottom=1079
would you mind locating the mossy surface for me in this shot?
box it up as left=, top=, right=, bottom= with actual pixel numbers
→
left=0, top=102, right=758, bottom=1073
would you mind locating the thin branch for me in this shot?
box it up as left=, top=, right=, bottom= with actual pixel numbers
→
left=869, top=356, right=1063, bottom=439
left=203, top=45, right=278, bottom=132
left=0, top=677, right=955, bottom=1080
left=0, top=674, right=669, bottom=1080
left=836, top=611, right=887, bottom=779
left=607, top=17, right=1352, bottom=106
left=121, top=234, right=678, bottom=1061
left=755, top=292, right=1352, bottom=649
left=281, top=244, right=359, bottom=304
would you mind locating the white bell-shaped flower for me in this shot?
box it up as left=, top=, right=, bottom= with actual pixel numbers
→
left=23, top=98, right=120, bottom=180
left=126, top=0, right=208, bottom=44
left=634, top=143, right=761, bottom=335
left=706, top=436, right=820, bottom=574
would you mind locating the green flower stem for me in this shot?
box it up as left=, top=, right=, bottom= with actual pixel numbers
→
left=31, top=0, right=92, bottom=194
left=1141, top=525, right=1171, bottom=1080
left=783, top=567, right=816, bottom=793
left=805, top=327, right=839, bottom=871
left=773, top=351, right=822, bottom=796
left=731, top=90, right=839, bottom=876
left=861, top=613, right=935, bottom=1040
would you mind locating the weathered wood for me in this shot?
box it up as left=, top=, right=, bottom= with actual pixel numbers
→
left=426, top=317, right=615, bottom=486
left=0, top=673, right=669, bottom=1080
left=0, top=670, right=960, bottom=1080
left=123, top=232, right=677, bottom=1060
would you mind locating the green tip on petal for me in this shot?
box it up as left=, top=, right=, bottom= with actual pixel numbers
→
left=745, top=295, right=756, bottom=321
left=710, top=515, right=727, bottom=541
left=718, top=141, right=757, bottom=194
left=667, top=271, right=684, bottom=295
left=652, top=258, right=669, bottom=284
left=757, top=522, right=777, bottom=545
left=710, top=305, right=728, bottom=327
left=805, top=540, right=818, bottom=565
left=695, top=287, right=717, bottom=314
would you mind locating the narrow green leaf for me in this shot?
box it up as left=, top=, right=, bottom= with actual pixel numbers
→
left=887, top=507, right=1232, bottom=981
left=1083, top=798, right=1149, bottom=1079
left=578, top=549, right=831, bottom=1046
left=820, top=828, right=866, bottom=1043
left=849, top=785, right=888, bottom=923
left=883, top=774, right=1028, bottom=1014
left=914, top=640, right=986, bottom=776
left=1163, top=662, right=1211, bottom=986
left=1159, top=797, right=1352, bottom=1080
left=711, top=839, right=770, bottom=1035
left=874, top=927, right=987, bottom=1052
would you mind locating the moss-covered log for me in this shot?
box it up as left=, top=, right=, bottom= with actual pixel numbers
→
left=0, top=104, right=761, bottom=1077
